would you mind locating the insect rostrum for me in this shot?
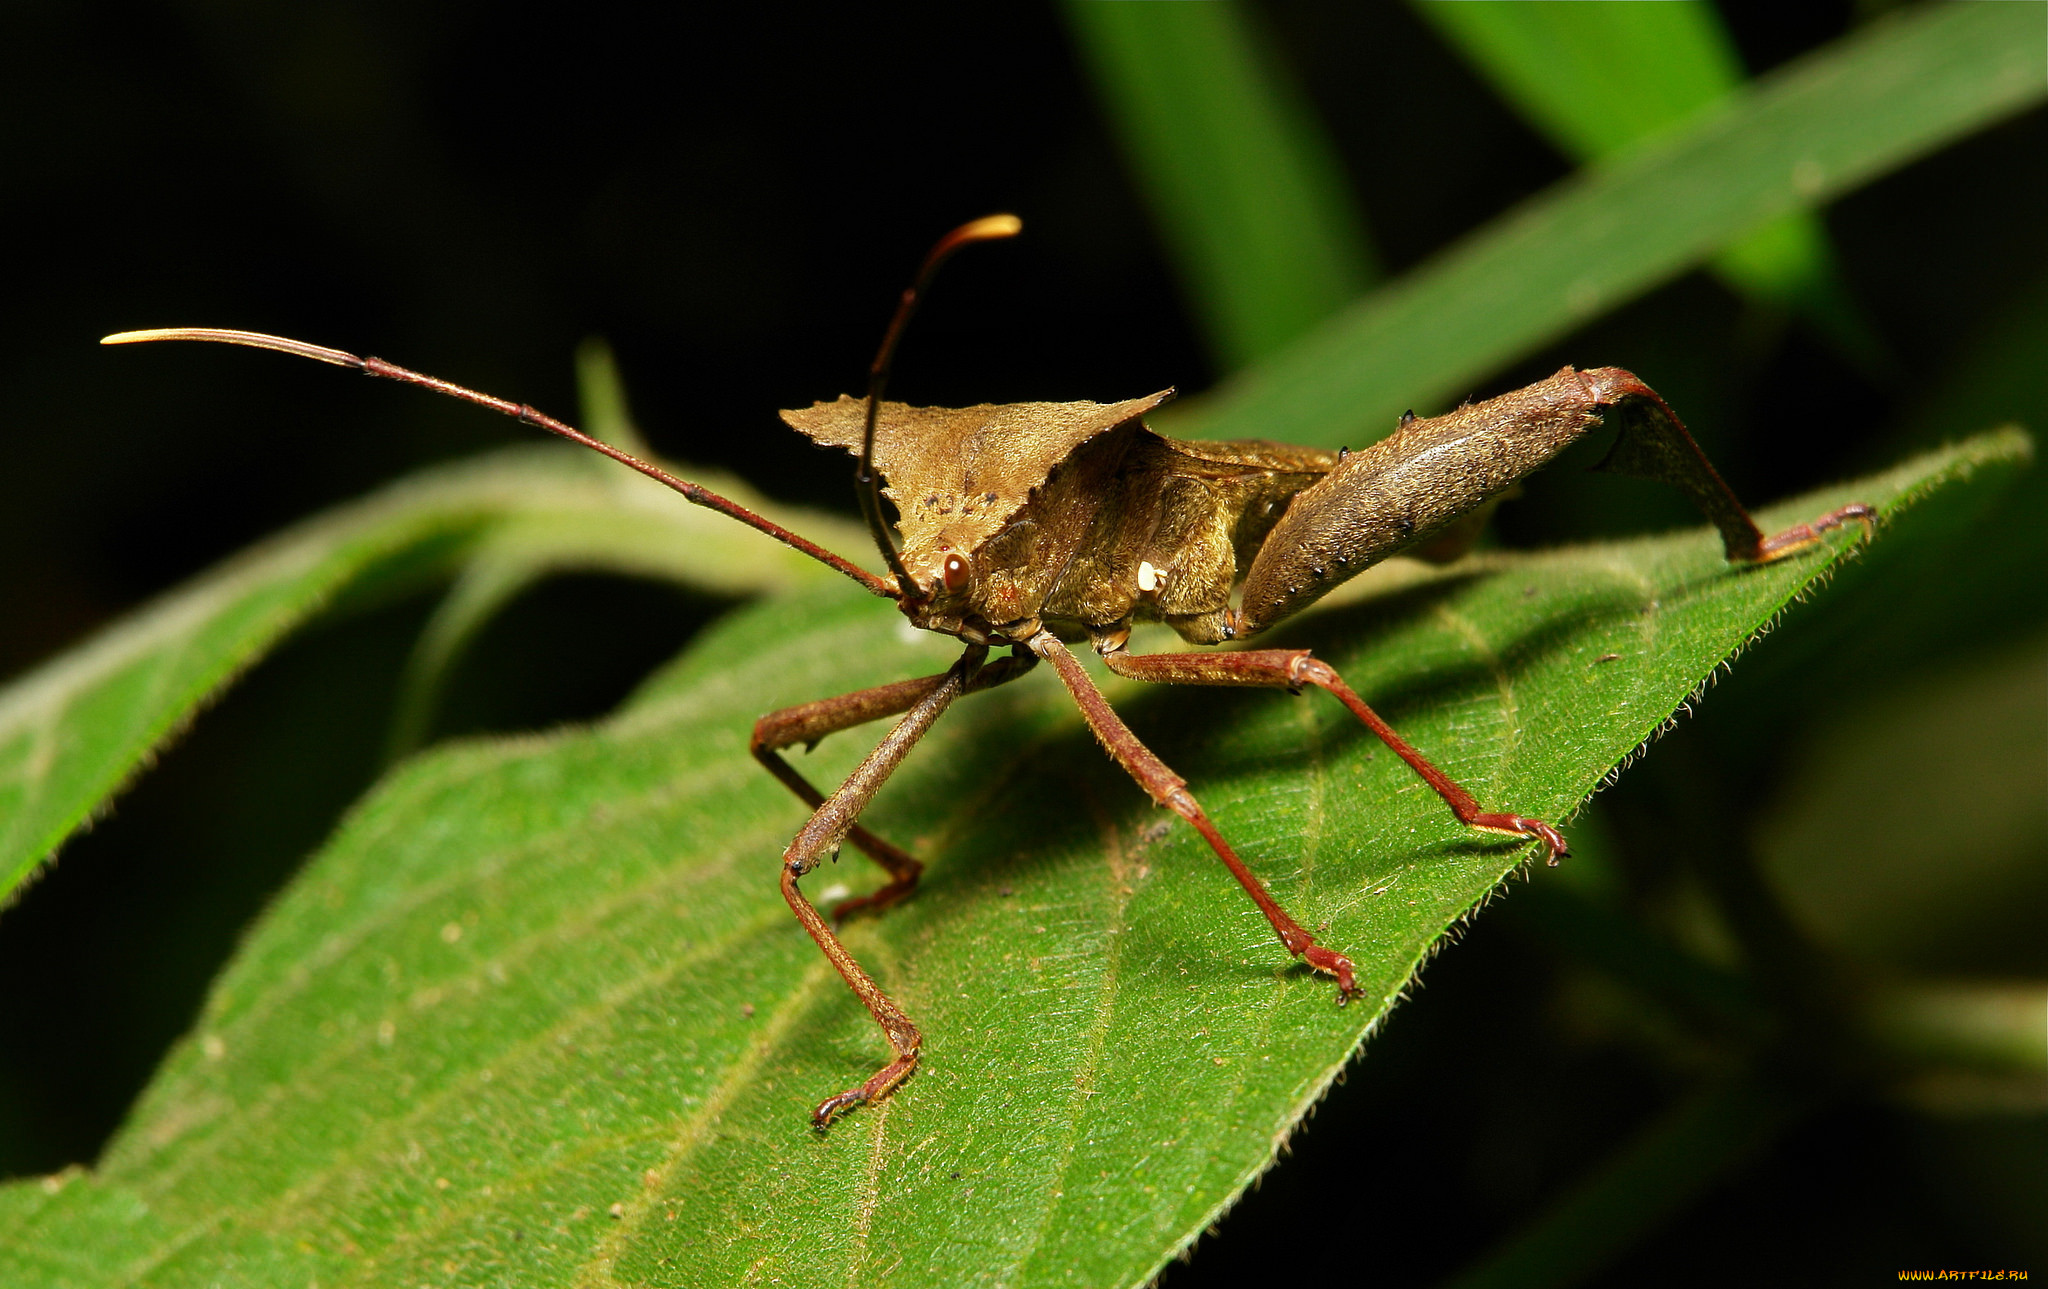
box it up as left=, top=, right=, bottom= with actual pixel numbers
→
left=102, top=215, right=1870, bottom=1129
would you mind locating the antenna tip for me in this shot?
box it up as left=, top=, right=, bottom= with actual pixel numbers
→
left=931, top=214, right=1022, bottom=261
left=962, top=213, right=1023, bottom=241
left=95, top=328, right=363, bottom=368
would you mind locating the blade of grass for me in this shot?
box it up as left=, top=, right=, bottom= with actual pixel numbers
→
left=1195, top=0, right=2046, bottom=449
left=1412, top=0, right=1876, bottom=363
left=1416, top=1, right=1748, bottom=157
left=1062, top=0, right=1377, bottom=370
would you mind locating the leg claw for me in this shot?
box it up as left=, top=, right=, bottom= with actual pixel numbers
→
left=1302, top=944, right=1360, bottom=1004
left=811, top=1090, right=866, bottom=1132
left=1473, top=812, right=1570, bottom=865
left=1518, top=817, right=1570, bottom=866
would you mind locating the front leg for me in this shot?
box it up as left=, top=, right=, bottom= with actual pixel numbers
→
left=753, top=649, right=1035, bottom=917
left=1097, top=643, right=1568, bottom=864
left=782, top=642, right=988, bottom=1128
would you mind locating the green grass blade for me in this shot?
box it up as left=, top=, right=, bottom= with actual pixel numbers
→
left=1414, top=0, right=1748, bottom=159
left=1195, top=0, right=2046, bottom=449
left=0, top=433, right=2019, bottom=1287
left=1412, top=0, right=1875, bottom=362
left=1706, top=210, right=1871, bottom=359
left=0, top=449, right=862, bottom=906
left=1062, top=0, right=1377, bottom=369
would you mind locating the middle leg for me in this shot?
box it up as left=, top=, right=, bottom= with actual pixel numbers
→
left=1028, top=632, right=1361, bottom=1002
left=1097, top=643, right=1568, bottom=863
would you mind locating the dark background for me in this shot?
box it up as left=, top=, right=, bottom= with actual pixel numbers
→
left=2, top=2, right=2043, bottom=1284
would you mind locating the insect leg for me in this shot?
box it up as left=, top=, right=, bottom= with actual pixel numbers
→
left=753, top=649, right=1037, bottom=918
left=1237, top=367, right=1871, bottom=637
left=1097, top=646, right=1569, bottom=864
left=1579, top=368, right=1875, bottom=562
left=784, top=642, right=989, bottom=1129
left=1028, top=633, right=1361, bottom=1003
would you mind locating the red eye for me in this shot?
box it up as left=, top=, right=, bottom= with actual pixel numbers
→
left=941, top=553, right=971, bottom=594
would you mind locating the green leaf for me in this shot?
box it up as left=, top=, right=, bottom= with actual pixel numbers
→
left=0, top=447, right=864, bottom=905
left=1194, top=0, right=2047, bottom=449
left=1061, top=0, right=1377, bottom=368
left=0, top=433, right=2019, bottom=1287
left=1410, top=0, right=1875, bottom=362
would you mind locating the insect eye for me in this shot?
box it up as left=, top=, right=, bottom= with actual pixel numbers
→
left=941, top=553, right=972, bottom=594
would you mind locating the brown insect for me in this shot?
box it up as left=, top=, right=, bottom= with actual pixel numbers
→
left=104, top=215, right=1871, bottom=1128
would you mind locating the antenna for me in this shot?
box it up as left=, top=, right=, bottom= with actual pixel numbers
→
left=99, top=327, right=900, bottom=598
left=859, top=214, right=1022, bottom=600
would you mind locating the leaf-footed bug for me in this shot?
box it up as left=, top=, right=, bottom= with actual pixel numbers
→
left=103, top=214, right=1872, bottom=1128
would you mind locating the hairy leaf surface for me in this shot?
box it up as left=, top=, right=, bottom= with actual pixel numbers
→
left=0, top=433, right=2021, bottom=1288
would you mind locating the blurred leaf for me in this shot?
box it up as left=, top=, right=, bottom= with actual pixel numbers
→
left=1196, top=0, right=2046, bottom=449
left=0, top=434, right=2017, bottom=1287
left=1862, top=981, right=2048, bottom=1082
left=0, top=447, right=864, bottom=906
left=1757, top=630, right=2048, bottom=973
left=385, top=337, right=691, bottom=757
left=1062, top=0, right=1376, bottom=369
left=574, top=337, right=655, bottom=459
left=1411, top=0, right=1874, bottom=360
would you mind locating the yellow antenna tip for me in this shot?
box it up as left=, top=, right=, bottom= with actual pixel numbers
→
left=960, top=213, right=1023, bottom=241
left=97, top=328, right=362, bottom=368
left=925, top=215, right=1023, bottom=268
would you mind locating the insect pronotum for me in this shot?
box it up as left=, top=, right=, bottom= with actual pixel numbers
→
left=104, top=214, right=1872, bottom=1127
